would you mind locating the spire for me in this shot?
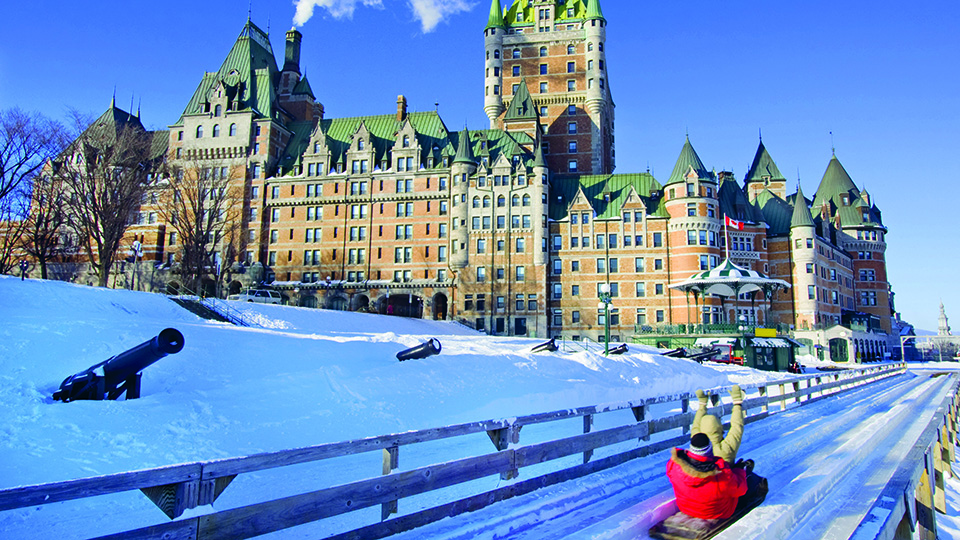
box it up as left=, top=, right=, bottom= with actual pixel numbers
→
left=585, top=0, right=606, bottom=22
left=745, top=139, right=785, bottom=183
left=666, top=136, right=709, bottom=185
left=111, top=87, right=116, bottom=109
left=812, top=154, right=859, bottom=210
left=503, top=79, right=538, bottom=121
left=533, top=139, right=547, bottom=168
left=790, top=184, right=815, bottom=229
left=486, top=0, right=505, bottom=29
left=453, top=128, right=476, bottom=165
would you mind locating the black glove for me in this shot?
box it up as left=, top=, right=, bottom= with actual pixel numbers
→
left=734, top=459, right=755, bottom=474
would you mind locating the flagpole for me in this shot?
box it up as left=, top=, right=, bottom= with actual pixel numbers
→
left=723, top=215, right=730, bottom=260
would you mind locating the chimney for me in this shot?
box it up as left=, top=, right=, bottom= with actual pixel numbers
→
left=284, top=27, right=302, bottom=74
left=397, top=95, right=407, bottom=122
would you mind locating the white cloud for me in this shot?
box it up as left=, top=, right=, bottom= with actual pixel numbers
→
left=408, top=0, right=475, bottom=32
left=292, top=0, right=385, bottom=27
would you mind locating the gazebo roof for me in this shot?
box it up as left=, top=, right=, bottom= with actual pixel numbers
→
left=669, top=259, right=791, bottom=297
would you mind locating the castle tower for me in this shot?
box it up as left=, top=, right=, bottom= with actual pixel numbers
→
left=279, top=28, right=302, bottom=96
left=451, top=128, right=477, bottom=270
left=484, top=0, right=506, bottom=125
left=788, top=184, right=817, bottom=329
left=486, top=0, right=615, bottom=175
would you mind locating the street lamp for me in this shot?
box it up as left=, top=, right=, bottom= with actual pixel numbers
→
left=599, top=283, right=612, bottom=356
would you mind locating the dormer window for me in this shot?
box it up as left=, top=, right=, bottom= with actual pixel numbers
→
left=841, top=194, right=850, bottom=206
left=313, top=142, right=320, bottom=153
left=358, top=139, right=364, bottom=150
left=196, top=125, right=203, bottom=138
left=214, top=105, right=222, bottom=117
left=402, top=135, right=410, bottom=148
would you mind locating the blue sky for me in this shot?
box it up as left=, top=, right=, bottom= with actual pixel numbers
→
left=1, top=0, right=957, bottom=331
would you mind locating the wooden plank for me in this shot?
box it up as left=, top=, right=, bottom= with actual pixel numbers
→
left=0, top=463, right=200, bottom=511
left=90, top=518, right=198, bottom=540
left=516, top=423, right=649, bottom=468
left=197, top=451, right=515, bottom=540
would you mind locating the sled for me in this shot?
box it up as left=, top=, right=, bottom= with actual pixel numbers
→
left=649, top=476, right=768, bottom=540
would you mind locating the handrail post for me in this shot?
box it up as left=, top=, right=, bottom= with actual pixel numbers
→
left=759, top=386, right=768, bottom=414
left=583, top=414, right=594, bottom=463
left=487, top=425, right=521, bottom=480
left=681, top=399, right=690, bottom=436
left=381, top=445, right=400, bottom=521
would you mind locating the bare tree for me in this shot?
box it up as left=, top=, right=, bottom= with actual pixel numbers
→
left=19, top=173, right=70, bottom=279
left=0, top=108, right=64, bottom=202
left=0, top=191, right=29, bottom=274
left=151, top=158, right=243, bottom=294
left=56, top=110, right=162, bottom=287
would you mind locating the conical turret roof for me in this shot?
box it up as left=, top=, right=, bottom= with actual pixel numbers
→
left=790, top=184, right=815, bottom=228
left=666, top=136, right=710, bottom=185
left=585, top=0, right=606, bottom=21
left=745, top=140, right=785, bottom=183
left=533, top=138, right=547, bottom=168
left=486, top=0, right=505, bottom=29
left=453, top=128, right=476, bottom=165
left=812, top=154, right=859, bottom=209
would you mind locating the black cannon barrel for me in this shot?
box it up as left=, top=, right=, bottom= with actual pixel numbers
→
left=53, top=328, right=184, bottom=402
left=608, top=343, right=629, bottom=355
left=100, top=328, right=184, bottom=386
left=396, top=338, right=441, bottom=362
left=531, top=338, right=558, bottom=353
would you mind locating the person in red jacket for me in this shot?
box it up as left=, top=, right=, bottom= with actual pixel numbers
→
left=666, top=432, right=749, bottom=520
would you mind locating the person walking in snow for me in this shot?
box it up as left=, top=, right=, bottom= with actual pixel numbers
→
left=666, top=432, right=749, bottom=520
left=692, top=385, right=744, bottom=463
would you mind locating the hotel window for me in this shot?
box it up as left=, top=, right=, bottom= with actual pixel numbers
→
left=687, top=203, right=696, bottom=217
left=516, top=266, right=525, bottom=281
left=569, top=141, right=578, bottom=153
left=539, top=46, right=547, bottom=56
left=568, top=160, right=578, bottom=173
left=567, top=61, right=575, bottom=73
left=553, top=283, right=562, bottom=299
left=568, top=122, right=577, bottom=134
left=636, top=282, right=646, bottom=297
left=539, top=82, right=548, bottom=93
left=567, top=80, right=575, bottom=91
left=687, top=230, right=697, bottom=245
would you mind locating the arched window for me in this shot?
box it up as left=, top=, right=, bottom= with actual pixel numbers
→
left=214, top=104, right=222, bottom=117
left=522, top=194, right=531, bottom=206
left=494, top=50, right=500, bottom=59
left=539, top=46, right=547, bottom=57
left=483, top=196, right=491, bottom=208
left=402, top=135, right=410, bottom=148
left=313, top=142, right=320, bottom=153
left=512, top=48, right=521, bottom=58
left=567, top=45, right=575, bottom=54
left=512, top=195, right=520, bottom=207
left=196, top=125, right=203, bottom=138
left=473, top=196, right=481, bottom=208
left=497, top=195, right=506, bottom=207
left=229, top=123, right=237, bottom=137
left=212, top=124, right=220, bottom=138
left=358, top=139, right=364, bottom=150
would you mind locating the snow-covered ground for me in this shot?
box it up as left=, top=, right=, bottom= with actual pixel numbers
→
left=0, top=275, right=956, bottom=539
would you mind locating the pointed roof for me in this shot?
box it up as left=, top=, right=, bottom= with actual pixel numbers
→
left=666, top=137, right=710, bottom=185
left=745, top=140, right=786, bottom=183
left=790, top=184, right=815, bottom=229
left=754, top=189, right=793, bottom=237
left=486, top=0, right=505, bottom=29
left=812, top=155, right=859, bottom=209
left=533, top=139, right=547, bottom=168
left=503, top=79, right=539, bottom=121
left=585, top=0, right=606, bottom=21
left=173, top=20, right=281, bottom=126
left=718, top=173, right=761, bottom=223
left=454, top=128, right=477, bottom=165
left=292, top=74, right=315, bottom=98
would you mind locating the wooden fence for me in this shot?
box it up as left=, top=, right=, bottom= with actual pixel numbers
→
left=850, top=373, right=960, bottom=540
left=0, top=363, right=907, bottom=540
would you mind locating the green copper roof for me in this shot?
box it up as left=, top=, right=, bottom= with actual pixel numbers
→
left=173, top=20, right=280, bottom=126
left=533, top=139, right=547, bottom=168
left=548, top=172, right=662, bottom=221
left=666, top=137, right=711, bottom=185
left=790, top=184, right=815, bottom=229
left=74, top=102, right=168, bottom=162
left=503, top=1, right=589, bottom=27
left=718, top=174, right=761, bottom=223
left=812, top=155, right=859, bottom=210
left=503, top=80, right=539, bottom=121
left=486, top=0, right=505, bottom=29
left=585, top=0, right=605, bottom=21
left=454, top=128, right=477, bottom=164
left=293, top=75, right=315, bottom=98
left=745, top=140, right=786, bottom=183
left=754, top=188, right=793, bottom=237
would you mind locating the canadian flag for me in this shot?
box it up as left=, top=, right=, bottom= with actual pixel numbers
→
left=724, top=215, right=744, bottom=231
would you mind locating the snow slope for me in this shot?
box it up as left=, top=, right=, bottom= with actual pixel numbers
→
left=0, top=276, right=796, bottom=538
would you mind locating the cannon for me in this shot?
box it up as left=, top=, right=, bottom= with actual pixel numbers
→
left=52, top=328, right=184, bottom=402
left=396, top=338, right=441, bottom=362
left=531, top=337, right=558, bottom=353
left=608, top=343, right=629, bottom=355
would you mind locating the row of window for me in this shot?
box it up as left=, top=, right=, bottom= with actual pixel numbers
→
left=470, top=214, right=537, bottom=230
left=549, top=281, right=666, bottom=300
left=473, top=265, right=528, bottom=282
left=551, top=308, right=665, bottom=328
left=487, top=42, right=604, bottom=61
left=553, top=232, right=664, bottom=250
left=464, top=293, right=539, bottom=313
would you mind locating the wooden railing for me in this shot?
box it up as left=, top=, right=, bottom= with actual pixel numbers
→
left=0, top=364, right=908, bottom=540
left=850, top=374, right=960, bottom=540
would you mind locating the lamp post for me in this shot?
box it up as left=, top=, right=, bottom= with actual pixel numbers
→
left=599, top=283, right=612, bottom=356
